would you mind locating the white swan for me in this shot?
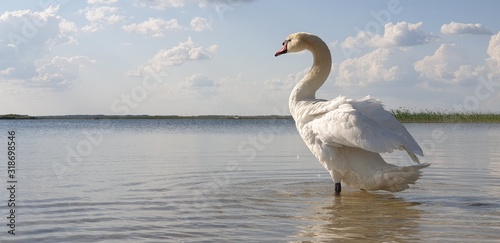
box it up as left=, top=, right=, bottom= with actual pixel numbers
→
left=275, top=32, right=429, bottom=194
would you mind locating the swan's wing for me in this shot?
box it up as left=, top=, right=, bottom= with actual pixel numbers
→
left=352, top=96, right=423, bottom=156
left=308, top=96, right=423, bottom=162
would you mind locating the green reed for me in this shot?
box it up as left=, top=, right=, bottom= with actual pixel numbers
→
left=391, top=108, right=500, bottom=123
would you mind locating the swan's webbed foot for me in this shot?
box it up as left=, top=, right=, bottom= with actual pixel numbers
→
left=334, top=182, right=341, bottom=195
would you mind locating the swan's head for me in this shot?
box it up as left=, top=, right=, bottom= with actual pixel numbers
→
left=275, top=32, right=318, bottom=57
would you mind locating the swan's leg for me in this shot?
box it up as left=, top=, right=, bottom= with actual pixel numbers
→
left=334, top=182, right=341, bottom=195
left=329, top=170, right=342, bottom=195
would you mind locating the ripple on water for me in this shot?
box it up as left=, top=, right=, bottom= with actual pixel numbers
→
left=2, top=121, right=500, bottom=242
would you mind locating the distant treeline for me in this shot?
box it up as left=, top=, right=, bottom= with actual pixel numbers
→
left=0, top=114, right=36, bottom=119
left=0, top=114, right=291, bottom=120
left=2, top=111, right=500, bottom=122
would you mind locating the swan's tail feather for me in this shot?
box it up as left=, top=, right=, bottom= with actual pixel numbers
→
left=331, top=147, right=429, bottom=192
left=378, top=163, right=430, bottom=192
left=404, top=147, right=421, bottom=164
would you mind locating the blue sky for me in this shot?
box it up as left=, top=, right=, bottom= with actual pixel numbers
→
left=1, top=0, right=499, bottom=115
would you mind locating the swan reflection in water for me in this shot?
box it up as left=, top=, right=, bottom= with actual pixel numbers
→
left=293, top=190, right=422, bottom=242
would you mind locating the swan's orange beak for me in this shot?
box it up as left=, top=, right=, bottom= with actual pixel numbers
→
left=275, top=42, right=287, bottom=57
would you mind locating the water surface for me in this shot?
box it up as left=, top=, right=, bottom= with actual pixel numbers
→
left=0, top=120, right=499, bottom=242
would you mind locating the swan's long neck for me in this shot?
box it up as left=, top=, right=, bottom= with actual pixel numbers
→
left=289, top=39, right=332, bottom=104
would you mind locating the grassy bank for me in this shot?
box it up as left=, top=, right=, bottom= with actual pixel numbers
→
left=390, top=109, right=500, bottom=123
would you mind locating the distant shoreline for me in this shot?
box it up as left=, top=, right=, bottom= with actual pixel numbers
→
left=2, top=112, right=500, bottom=123
left=0, top=114, right=292, bottom=120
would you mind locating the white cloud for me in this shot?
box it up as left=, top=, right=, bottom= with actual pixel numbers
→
left=133, top=0, right=255, bottom=10
left=0, top=5, right=74, bottom=52
left=127, top=37, right=218, bottom=76
left=148, top=73, right=223, bottom=102
left=58, top=19, right=79, bottom=44
left=414, top=44, right=460, bottom=81
left=373, top=22, right=437, bottom=46
left=335, top=48, right=399, bottom=86
left=453, top=64, right=485, bottom=83
left=123, top=18, right=184, bottom=37
left=441, top=22, right=492, bottom=35
left=414, top=43, right=482, bottom=84
left=414, top=32, right=500, bottom=93
left=486, top=32, right=500, bottom=74
left=0, top=6, right=78, bottom=83
left=190, top=17, right=212, bottom=32
left=87, top=0, right=119, bottom=4
left=122, top=17, right=212, bottom=37
left=0, top=68, right=15, bottom=75
left=180, top=73, right=217, bottom=89
left=59, top=19, right=78, bottom=34
left=342, top=21, right=438, bottom=49
left=265, top=68, right=308, bottom=91
left=81, top=6, right=124, bottom=32
left=84, top=6, right=122, bottom=23
left=265, top=78, right=290, bottom=91
left=132, top=0, right=256, bottom=18
left=264, top=78, right=283, bottom=91
left=342, top=31, right=370, bottom=50
left=133, top=0, right=185, bottom=10
left=32, top=56, right=96, bottom=90
left=199, top=0, right=256, bottom=19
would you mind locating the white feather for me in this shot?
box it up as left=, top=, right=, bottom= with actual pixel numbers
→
left=277, top=32, right=429, bottom=192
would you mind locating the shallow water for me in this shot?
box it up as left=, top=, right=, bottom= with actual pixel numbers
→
left=0, top=119, right=499, bottom=242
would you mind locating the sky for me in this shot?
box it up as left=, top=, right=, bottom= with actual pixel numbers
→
left=1, top=0, right=500, bottom=116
